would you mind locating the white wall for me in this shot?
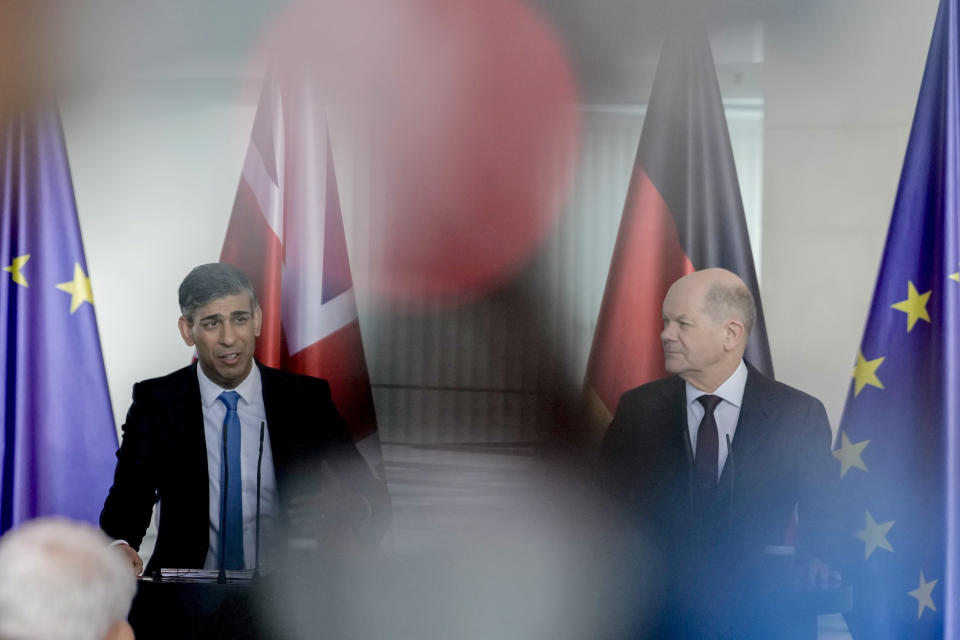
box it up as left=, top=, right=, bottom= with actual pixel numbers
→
left=61, top=82, right=256, bottom=430
left=762, top=0, right=940, bottom=430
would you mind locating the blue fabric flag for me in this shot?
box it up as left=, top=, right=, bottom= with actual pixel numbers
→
left=836, top=1, right=960, bottom=637
left=0, top=107, right=117, bottom=535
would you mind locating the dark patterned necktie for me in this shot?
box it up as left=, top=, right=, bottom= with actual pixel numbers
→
left=694, top=394, right=723, bottom=493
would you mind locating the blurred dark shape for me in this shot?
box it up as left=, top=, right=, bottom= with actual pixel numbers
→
left=259, top=469, right=650, bottom=640
left=281, top=457, right=390, bottom=551
left=256, top=0, right=580, bottom=306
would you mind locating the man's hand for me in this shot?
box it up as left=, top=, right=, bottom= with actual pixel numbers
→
left=114, top=542, right=143, bottom=577
left=799, top=556, right=841, bottom=589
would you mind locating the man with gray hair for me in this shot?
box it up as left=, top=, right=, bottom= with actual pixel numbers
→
left=100, top=263, right=388, bottom=576
left=0, top=517, right=136, bottom=640
left=598, top=268, right=843, bottom=638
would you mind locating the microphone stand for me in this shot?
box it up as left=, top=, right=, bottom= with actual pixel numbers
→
left=726, top=432, right=735, bottom=532
left=254, top=421, right=265, bottom=580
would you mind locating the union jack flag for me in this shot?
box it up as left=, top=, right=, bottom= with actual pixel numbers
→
left=220, top=69, right=383, bottom=472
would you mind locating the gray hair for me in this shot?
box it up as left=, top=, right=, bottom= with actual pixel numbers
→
left=179, top=263, right=258, bottom=322
left=0, top=518, right=136, bottom=640
left=703, top=282, right=756, bottom=336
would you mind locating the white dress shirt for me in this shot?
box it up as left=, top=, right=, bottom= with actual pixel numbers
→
left=197, top=364, right=279, bottom=570
left=685, top=359, right=748, bottom=480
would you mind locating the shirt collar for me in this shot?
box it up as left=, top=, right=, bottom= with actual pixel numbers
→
left=196, top=361, right=261, bottom=408
left=685, top=359, right=748, bottom=409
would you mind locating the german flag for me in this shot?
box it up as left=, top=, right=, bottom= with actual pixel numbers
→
left=585, top=24, right=772, bottom=433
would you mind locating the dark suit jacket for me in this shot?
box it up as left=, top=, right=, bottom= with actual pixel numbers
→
left=100, top=361, right=388, bottom=574
left=598, top=363, right=842, bottom=637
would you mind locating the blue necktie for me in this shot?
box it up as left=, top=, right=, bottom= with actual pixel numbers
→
left=218, top=391, right=244, bottom=570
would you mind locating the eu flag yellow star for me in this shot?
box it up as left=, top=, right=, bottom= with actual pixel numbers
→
left=55, top=263, right=94, bottom=313
left=890, top=281, right=931, bottom=331
left=3, top=254, right=30, bottom=288
left=853, top=510, right=894, bottom=559
left=908, top=571, right=937, bottom=619
left=833, top=432, right=869, bottom=478
left=951, top=265, right=959, bottom=282
left=852, top=351, right=885, bottom=396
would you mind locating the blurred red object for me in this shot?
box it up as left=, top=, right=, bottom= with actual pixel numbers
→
left=256, top=0, right=579, bottom=305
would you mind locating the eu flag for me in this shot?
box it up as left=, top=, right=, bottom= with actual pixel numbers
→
left=0, top=107, right=117, bottom=534
left=836, top=0, right=960, bottom=636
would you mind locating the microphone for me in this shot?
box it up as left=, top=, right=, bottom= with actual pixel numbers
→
left=682, top=421, right=695, bottom=504
left=726, top=432, right=735, bottom=530
left=254, top=420, right=265, bottom=577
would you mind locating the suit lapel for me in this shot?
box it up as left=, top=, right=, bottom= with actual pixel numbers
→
left=258, top=361, right=278, bottom=429
left=719, top=364, right=780, bottom=488
left=664, top=376, right=694, bottom=478
left=174, top=363, right=211, bottom=567
left=257, top=361, right=287, bottom=475
left=181, top=362, right=208, bottom=491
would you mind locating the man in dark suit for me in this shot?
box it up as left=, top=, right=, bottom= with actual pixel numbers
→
left=598, top=268, right=842, bottom=638
left=100, top=263, right=388, bottom=576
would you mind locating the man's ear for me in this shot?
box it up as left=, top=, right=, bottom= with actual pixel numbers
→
left=253, top=305, right=263, bottom=338
left=723, top=319, right=746, bottom=351
left=178, top=315, right=196, bottom=347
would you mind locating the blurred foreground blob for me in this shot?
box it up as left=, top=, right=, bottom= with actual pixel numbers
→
left=258, top=0, right=580, bottom=306
left=258, top=471, right=651, bottom=640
